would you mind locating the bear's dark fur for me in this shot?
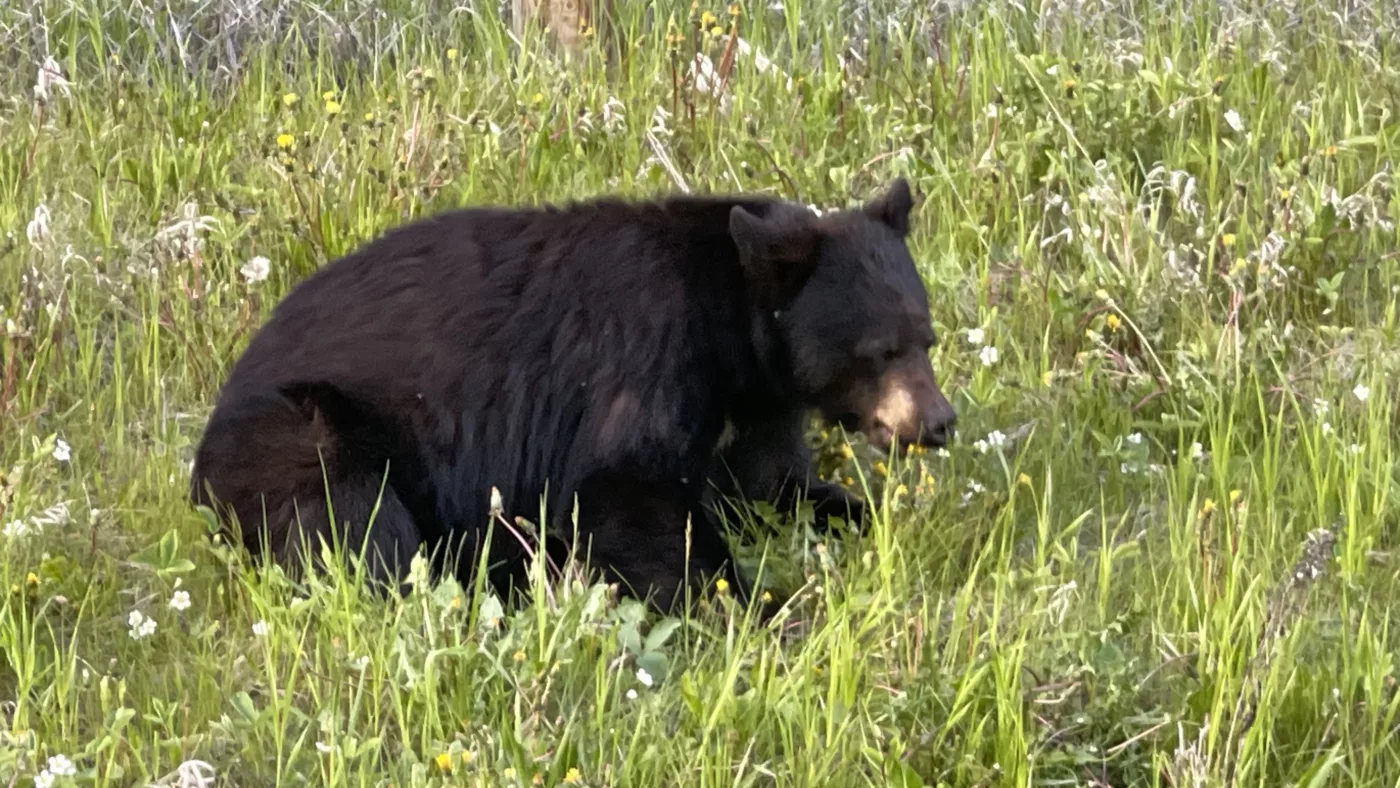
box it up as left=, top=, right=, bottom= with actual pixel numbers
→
left=190, top=179, right=956, bottom=613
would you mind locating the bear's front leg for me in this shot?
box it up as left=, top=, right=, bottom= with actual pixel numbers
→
left=571, top=471, right=752, bottom=614
left=707, top=409, right=868, bottom=534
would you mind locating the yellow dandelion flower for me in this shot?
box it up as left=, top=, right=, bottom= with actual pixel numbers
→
left=711, top=25, right=725, bottom=36
left=26, top=572, right=38, bottom=586
left=1278, top=188, right=1292, bottom=200
left=447, top=48, right=459, bottom=61
left=1229, top=489, right=1243, bottom=505
left=760, top=591, right=772, bottom=602
left=1063, top=79, right=1077, bottom=90
left=728, top=3, right=741, bottom=16
left=1325, top=145, right=1338, bottom=157
left=700, top=10, right=716, bottom=26
left=1105, top=313, right=1121, bottom=331
left=324, top=99, right=342, bottom=115
left=531, top=92, right=544, bottom=105
left=894, top=484, right=909, bottom=497
left=531, top=774, right=543, bottom=786
left=1016, top=473, right=1032, bottom=487
left=873, top=461, right=887, bottom=477
left=1221, top=233, right=1236, bottom=248
left=448, top=595, right=462, bottom=609
left=276, top=133, right=294, bottom=149
left=839, top=443, right=854, bottom=460
left=563, top=768, right=582, bottom=785
left=435, top=752, right=453, bottom=772
left=504, top=768, right=517, bottom=779
left=1199, top=498, right=1216, bottom=517
left=282, top=92, right=298, bottom=107
left=364, top=111, right=375, bottom=123
left=9, top=584, right=19, bottom=596
left=461, top=751, right=475, bottom=764
left=1042, top=369, right=1054, bottom=387
left=322, top=90, right=336, bottom=101
left=513, top=650, right=526, bottom=662
left=715, top=578, right=729, bottom=594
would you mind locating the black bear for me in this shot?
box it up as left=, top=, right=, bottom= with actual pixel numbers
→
left=189, top=178, right=956, bottom=613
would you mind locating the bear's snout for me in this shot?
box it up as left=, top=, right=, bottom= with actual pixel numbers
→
left=868, top=361, right=957, bottom=453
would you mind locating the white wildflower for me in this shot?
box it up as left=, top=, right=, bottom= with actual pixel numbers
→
left=974, top=439, right=989, bottom=454
left=1353, top=383, right=1370, bottom=403
left=3, top=520, right=28, bottom=538
left=1313, top=398, right=1329, bottom=416
left=169, top=590, right=192, bottom=611
left=34, top=771, right=55, bottom=788
left=251, top=620, right=270, bottom=637
left=33, top=55, right=72, bottom=104
left=27, top=204, right=51, bottom=248
left=128, top=610, right=156, bottom=640
left=240, top=256, right=270, bottom=284
left=52, top=438, right=71, bottom=463
left=987, top=430, right=1006, bottom=449
left=1126, top=432, right=1143, bottom=446
left=626, top=689, right=638, bottom=700
left=966, top=327, right=985, bottom=346
left=316, top=741, right=333, bottom=754
left=46, top=755, right=76, bottom=777
left=636, top=668, right=654, bottom=687
left=979, top=345, right=999, bottom=367
left=1190, top=442, right=1204, bottom=461
left=601, top=96, right=626, bottom=135
left=1224, top=109, right=1244, bottom=133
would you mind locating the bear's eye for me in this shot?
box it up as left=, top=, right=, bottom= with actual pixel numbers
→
left=882, top=347, right=900, bottom=363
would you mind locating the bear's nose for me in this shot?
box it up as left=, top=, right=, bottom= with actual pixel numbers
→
left=918, top=404, right=957, bottom=447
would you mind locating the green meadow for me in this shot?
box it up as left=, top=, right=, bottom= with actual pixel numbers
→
left=2, top=0, right=1399, bottom=785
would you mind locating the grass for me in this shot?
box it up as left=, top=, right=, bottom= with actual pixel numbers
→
left=2, top=0, right=1399, bottom=784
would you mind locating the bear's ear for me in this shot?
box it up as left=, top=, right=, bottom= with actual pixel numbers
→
left=863, top=177, right=915, bottom=236
left=729, top=205, right=820, bottom=310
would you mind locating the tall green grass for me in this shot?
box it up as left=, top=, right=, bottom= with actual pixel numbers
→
left=2, top=0, right=1398, bottom=785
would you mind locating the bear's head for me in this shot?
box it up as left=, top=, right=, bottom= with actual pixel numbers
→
left=730, top=178, right=957, bottom=454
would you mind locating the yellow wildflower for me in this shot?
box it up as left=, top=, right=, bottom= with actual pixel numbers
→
left=1016, top=473, right=1032, bottom=487
left=700, top=10, right=716, bottom=26
left=1105, top=313, right=1121, bottom=331
left=563, top=767, right=582, bottom=784
left=276, top=133, right=294, bottom=149
left=1221, top=233, right=1236, bottom=248
left=282, top=92, right=298, bottom=107
left=873, top=461, right=887, bottom=477
left=26, top=572, right=38, bottom=586
left=839, top=443, right=854, bottom=460
left=322, top=90, right=336, bottom=101
left=435, top=752, right=453, bottom=773
left=447, top=48, right=459, bottom=61
left=728, top=3, right=741, bottom=16
left=324, top=99, right=342, bottom=115
left=715, top=578, right=729, bottom=594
